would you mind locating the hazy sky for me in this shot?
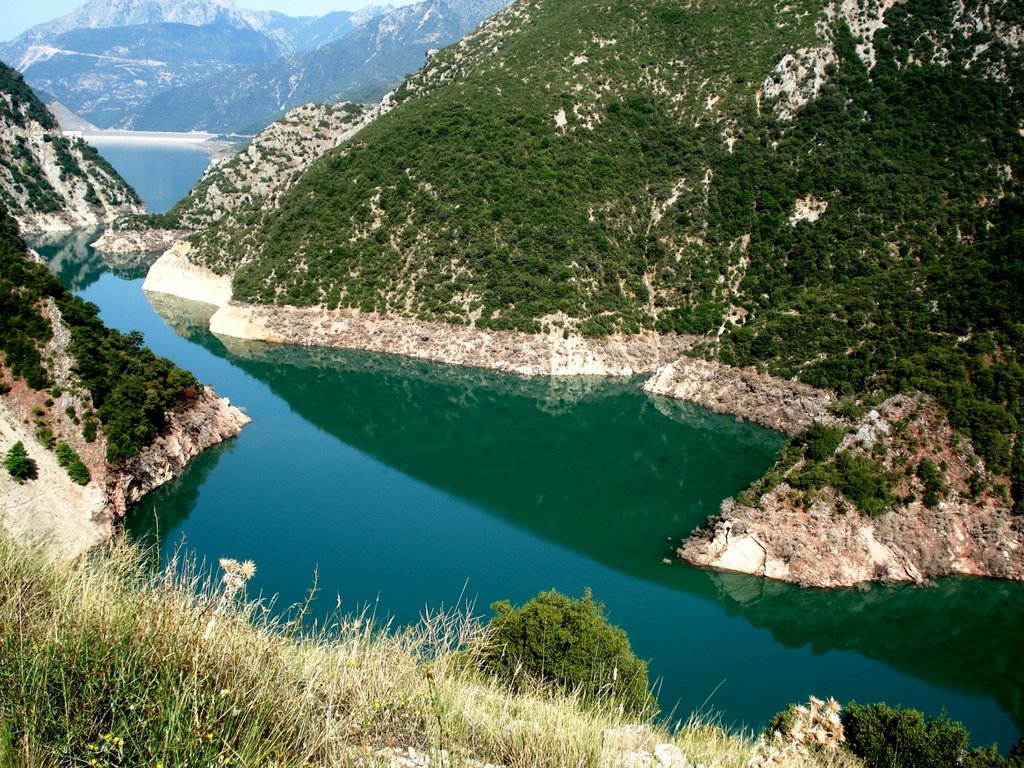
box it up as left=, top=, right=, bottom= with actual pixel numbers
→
left=1, top=0, right=391, bottom=44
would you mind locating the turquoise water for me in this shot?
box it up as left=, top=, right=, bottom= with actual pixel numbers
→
left=91, top=140, right=212, bottom=214
left=31, top=145, right=1023, bottom=751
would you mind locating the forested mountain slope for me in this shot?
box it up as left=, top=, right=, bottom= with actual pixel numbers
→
left=0, top=203, right=248, bottom=552
left=0, top=62, right=141, bottom=233
left=182, top=0, right=1022, bottom=519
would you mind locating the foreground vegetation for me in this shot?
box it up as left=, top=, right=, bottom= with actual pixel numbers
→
left=0, top=533, right=871, bottom=768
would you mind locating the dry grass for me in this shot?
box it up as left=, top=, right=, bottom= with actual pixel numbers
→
left=0, top=533, right=862, bottom=767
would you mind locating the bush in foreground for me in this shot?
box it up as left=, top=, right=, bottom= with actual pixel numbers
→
left=481, top=588, right=656, bottom=718
left=841, top=701, right=1017, bottom=768
left=0, top=534, right=838, bottom=768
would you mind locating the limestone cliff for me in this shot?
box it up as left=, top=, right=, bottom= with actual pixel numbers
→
left=0, top=62, right=142, bottom=235
left=679, top=394, right=1024, bottom=587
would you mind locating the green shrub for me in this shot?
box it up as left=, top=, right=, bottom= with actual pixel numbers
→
left=481, top=588, right=655, bottom=717
left=833, top=452, right=894, bottom=517
left=916, top=458, right=946, bottom=508
left=55, top=442, right=90, bottom=486
left=4, top=441, right=34, bottom=482
left=841, top=701, right=1003, bottom=768
left=801, top=422, right=844, bottom=463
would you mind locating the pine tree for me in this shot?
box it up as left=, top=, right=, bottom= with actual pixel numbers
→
left=5, top=441, right=34, bottom=482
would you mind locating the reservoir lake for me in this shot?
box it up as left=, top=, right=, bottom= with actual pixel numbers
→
left=33, top=140, right=1024, bottom=750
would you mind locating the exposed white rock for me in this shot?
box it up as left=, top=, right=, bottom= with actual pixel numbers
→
left=788, top=194, right=829, bottom=225
left=143, top=241, right=232, bottom=306
left=680, top=395, right=1023, bottom=587
left=145, top=249, right=694, bottom=378
left=643, top=358, right=833, bottom=434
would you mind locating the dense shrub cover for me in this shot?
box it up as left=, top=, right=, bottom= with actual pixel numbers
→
left=841, top=702, right=1021, bottom=768
left=187, top=0, right=1021, bottom=501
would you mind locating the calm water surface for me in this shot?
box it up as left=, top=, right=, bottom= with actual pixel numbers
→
left=32, top=144, right=1023, bottom=751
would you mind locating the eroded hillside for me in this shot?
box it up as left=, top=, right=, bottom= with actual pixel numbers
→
left=0, top=62, right=142, bottom=234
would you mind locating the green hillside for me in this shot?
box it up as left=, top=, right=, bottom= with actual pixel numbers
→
left=0, top=60, right=141, bottom=221
left=0, top=207, right=201, bottom=461
left=191, top=0, right=1022, bottom=494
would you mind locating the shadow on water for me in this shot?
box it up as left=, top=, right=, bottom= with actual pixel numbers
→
left=130, top=437, right=240, bottom=548
left=144, top=293, right=784, bottom=590
left=710, top=571, right=1024, bottom=741
left=138, top=294, right=1024, bottom=743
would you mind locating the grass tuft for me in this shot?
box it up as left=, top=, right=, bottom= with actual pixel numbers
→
left=0, top=533, right=860, bottom=767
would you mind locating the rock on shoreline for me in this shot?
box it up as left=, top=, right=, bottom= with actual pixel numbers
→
left=144, top=247, right=697, bottom=377
left=679, top=394, right=1024, bottom=587
left=642, top=357, right=833, bottom=435
left=91, top=227, right=188, bottom=255
left=105, top=388, right=251, bottom=522
left=0, top=295, right=250, bottom=558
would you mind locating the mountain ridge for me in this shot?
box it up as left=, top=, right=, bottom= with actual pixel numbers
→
left=0, top=61, right=143, bottom=234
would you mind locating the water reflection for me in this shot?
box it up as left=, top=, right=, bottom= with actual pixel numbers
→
left=139, top=293, right=1024, bottom=746
left=27, top=227, right=157, bottom=291
left=711, top=571, right=1024, bottom=738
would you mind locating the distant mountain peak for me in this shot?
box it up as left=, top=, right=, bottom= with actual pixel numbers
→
left=30, top=0, right=269, bottom=36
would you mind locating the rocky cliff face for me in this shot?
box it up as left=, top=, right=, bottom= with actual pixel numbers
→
left=0, top=252, right=249, bottom=559
left=0, top=63, right=142, bottom=235
left=104, top=388, right=250, bottom=521
left=679, top=394, right=1024, bottom=587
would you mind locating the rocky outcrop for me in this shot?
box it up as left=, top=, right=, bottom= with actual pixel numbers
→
left=642, top=358, right=833, bottom=435
left=91, top=227, right=187, bottom=255
left=105, top=388, right=251, bottom=521
left=0, top=294, right=249, bottom=559
left=1, top=62, right=143, bottom=235
left=679, top=394, right=1024, bottom=587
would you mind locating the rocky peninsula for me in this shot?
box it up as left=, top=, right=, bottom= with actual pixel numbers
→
left=142, top=251, right=1023, bottom=590
left=0, top=292, right=249, bottom=559
left=679, top=394, right=1024, bottom=587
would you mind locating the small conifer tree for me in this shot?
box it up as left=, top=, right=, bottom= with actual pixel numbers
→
left=5, top=441, right=34, bottom=482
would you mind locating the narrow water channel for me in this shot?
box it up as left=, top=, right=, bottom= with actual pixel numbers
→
left=30, top=141, right=1022, bottom=751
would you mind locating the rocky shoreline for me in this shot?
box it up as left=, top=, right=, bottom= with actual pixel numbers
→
left=140, top=250, right=1024, bottom=589
left=91, top=227, right=188, bottom=255
left=16, top=205, right=142, bottom=237
left=642, top=357, right=833, bottom=435
left=0, top=295, right=250, bottom=559
left=679, top=395, right=1024, bottom=587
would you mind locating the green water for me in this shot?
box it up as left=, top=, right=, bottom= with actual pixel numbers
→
left=28, top=146, right=1024, bottom=752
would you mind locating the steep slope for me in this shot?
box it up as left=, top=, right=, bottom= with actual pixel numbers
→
left=0, top=62, right=142, bottom=234
left=0, top=207, right=248, bottom=556
left=125, top=0, right=511, bottom=134
left=162, top=0, right=1023, bottom=583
